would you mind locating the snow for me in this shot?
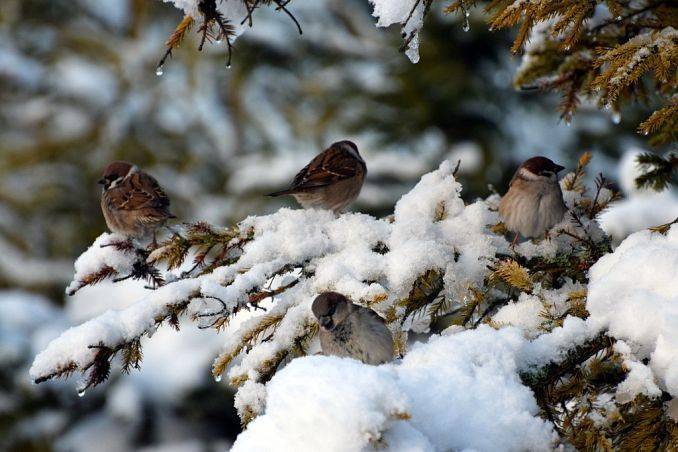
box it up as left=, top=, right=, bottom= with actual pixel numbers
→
left=369, top=0, right=425, bottom=63
left=587, top=225, right=678, bottom=397
left=233, top=326, right=556, bottom=452
left=492, top=292, right=545, bottom=336
left=30, top=278, right=201, bottom=381
left=65, top=233, right=137, bottom=295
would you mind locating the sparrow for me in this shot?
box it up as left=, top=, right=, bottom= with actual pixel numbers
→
left=98, top=161, right=175, bottom=243
left=312, top=292, right=394, bottom=365
left=267, top=140, right=366, bottom=214
left=499, top=156, right=567, bottom=244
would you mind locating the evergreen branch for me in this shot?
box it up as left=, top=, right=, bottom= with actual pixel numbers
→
left=489, top=259, right=533, bottom=292
left=634, top=152, right=678, bottom=190
left=589, top=1, right=668, bottom=33
left=157, top=14, right=195, bottom=71
left=66, top=265, right=118, bottom=296
left=398, top=269, right=445, bottom=321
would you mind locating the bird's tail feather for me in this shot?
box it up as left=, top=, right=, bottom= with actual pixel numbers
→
left=267, top=189, right=294, bottom=197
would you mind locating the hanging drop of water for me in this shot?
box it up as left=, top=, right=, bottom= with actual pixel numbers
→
left=214, top=374, right=222, bottom=382
left=465, top=10, right=470, bottom=17
left=155, top=66, right=164, bottom=77
left=463, top=18, right=470, bottom=32
left=77, top=388, right=86, bottom=397
left=616, top=15, right=622, bottom=21
left=612, top=112, right=621, bottom=124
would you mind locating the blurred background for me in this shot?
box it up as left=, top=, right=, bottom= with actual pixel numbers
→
left=0, top=0, right=674, bottom=450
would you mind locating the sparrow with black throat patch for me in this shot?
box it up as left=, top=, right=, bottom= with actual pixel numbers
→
left=499, top=156, right=567, bottom=247
left=98, top=161, right=175, bottom=245
left=267, top=140, right=366, bottom=214
left=312, top=292, right=394, bottom=365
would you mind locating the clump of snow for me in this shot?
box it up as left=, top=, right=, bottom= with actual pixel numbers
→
left=65, top=233, right=137, bottom=296
left=492, top=292, right=544, bottom=336
left=587, top=225, right=678, bottom=397
left=369, top=0, right=426, bottom=63
left=233, top=326, right=557, bottom=452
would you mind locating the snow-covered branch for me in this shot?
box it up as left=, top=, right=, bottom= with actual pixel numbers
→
left=30, top=158, right=678, bottom=448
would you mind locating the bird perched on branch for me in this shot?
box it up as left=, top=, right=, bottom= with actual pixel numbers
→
left=267, top=140, right=366, bottom=214
left=312, top=292, right=393, bottom=365
left=499, top=156, right=567, bottom=245
left=99, top=161, right=175, bottom=244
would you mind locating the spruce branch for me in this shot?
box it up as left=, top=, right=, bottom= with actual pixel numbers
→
left=634, top=151, right=678, bottom=190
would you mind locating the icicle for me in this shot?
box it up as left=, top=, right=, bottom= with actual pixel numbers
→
left=155, top=66, right=164, bottom=77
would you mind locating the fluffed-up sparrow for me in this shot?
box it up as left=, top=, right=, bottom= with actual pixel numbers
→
left=312, top=291, right=394, bottom=365
left=499, top=156, right=567, bottom=244
left=99, top=161, right=175, bottom=242
left=267, top=140, right=366, bottom=214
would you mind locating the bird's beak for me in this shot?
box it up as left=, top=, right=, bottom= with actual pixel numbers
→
left=319, top=316, right=333, bottom=329
left=554, top=164, right=565, bottom=173
left=97, top=178, right=106, bottom=185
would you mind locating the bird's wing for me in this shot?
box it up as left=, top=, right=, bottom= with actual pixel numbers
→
left=109, top=172, right=171, bottom=212
left=290, top=143, right=362, bottom=191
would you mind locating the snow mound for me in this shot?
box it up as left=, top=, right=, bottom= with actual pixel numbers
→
left=233, top=326, right=556, bottom=452
left=587, top=225, right=678, bottom=397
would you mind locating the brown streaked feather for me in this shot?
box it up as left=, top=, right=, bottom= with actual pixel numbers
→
left=108, top=172, right=171, bottom=213
left=288, top=143, right=363, bottom=193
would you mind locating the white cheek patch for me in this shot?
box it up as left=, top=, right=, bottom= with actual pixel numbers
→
left=109, top=177, right=124, bottom=189
left=518, top=167, right=540, bottom=181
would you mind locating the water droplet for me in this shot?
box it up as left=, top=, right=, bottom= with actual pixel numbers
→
left=214, top=374, right=222, bottom=382
left=226, top=64, right=232, bottom=69
left=155, top=66, right=164, bottom=76
left=465, top=10, right=470, bottom=17
left=216, top=37, right=222, bottom=44
left=616, top=15, right=622, bottom=21
left=77, top=388, right=86, bottom=397
left=463, top=19, right=470, bottom=32
left=643, top=131, right=649, bottom=136
left=612, top=112, right=621, bottom=124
